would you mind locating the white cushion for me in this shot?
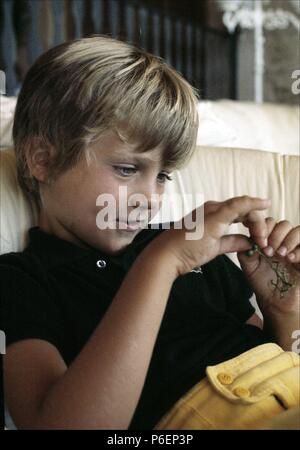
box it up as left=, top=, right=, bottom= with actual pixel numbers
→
left=197, top=100, right=299, bottom=156
left=0, top=148, right=38, bottom=254
left=0, top=96, right=17, bottom=149
left=197, top=101, right=237, bottom=147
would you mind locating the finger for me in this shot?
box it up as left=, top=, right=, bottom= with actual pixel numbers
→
left=265, top=220, right=295, bottom=256
left=187, top=201, right=220, bottom=224
left=286, top=246, right=300, bottom=264
left=219, top=233, right=255, bottom=255
left=217, top=196, right=271, bottom=227
left=242, top=209, right=269, bottom=249
left=204, top=200, right=221, bottom=215
left=278, top=226, right=300, bottom=259
left=256, top=216, right=278, bottom=255
left=265, top=216, right=278, bottom=235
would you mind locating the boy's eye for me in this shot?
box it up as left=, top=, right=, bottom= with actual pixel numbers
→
left=157, top=172, right=173, bottom=184
left=114, top=166, right=173, bottom=183
left=114, top=166, right=137, bottom=177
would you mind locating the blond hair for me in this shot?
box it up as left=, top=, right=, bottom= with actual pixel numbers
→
left=13, top=35, right=199, bottom=204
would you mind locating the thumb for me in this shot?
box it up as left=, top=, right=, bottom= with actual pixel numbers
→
left=237, top=246, right=261, bottom=277
left=219, top=233, right=254, bottom=254
left=220, top=234, right=261, bottom=276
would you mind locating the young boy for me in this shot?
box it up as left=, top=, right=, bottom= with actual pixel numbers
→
left=1, top=36, right=299, bottom=430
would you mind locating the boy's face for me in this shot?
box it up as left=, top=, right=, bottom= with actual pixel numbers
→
left=38, top=131, right=172, bottom=255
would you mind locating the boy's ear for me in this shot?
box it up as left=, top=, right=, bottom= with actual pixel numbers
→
left=26, top=146, right=55, bottom=183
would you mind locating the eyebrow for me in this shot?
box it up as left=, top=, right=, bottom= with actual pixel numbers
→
left=111, top=150, right=165, bottom=166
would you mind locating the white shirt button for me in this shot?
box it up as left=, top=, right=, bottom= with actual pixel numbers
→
left=96, top=259, right=107, bottom=268
left=191, top=266, right=203, bottom=274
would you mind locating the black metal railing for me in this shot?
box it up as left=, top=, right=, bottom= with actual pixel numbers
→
left=0, top=0, right=237, bottom=99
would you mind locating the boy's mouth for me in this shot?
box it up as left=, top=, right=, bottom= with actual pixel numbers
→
left=116, top=218, right=145, bottom=231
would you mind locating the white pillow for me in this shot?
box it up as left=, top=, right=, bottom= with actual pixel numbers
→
left=196, top=101, right=237, bottom=147
left=0, top=96, right=17, bottom=148
left=199, top=100, right=299, bottom=156
left=0, top=148, right=38, bottom=254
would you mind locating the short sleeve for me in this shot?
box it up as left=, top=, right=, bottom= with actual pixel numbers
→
left=0, top=264, right=64, bottom=352
left=216, top=255, right=255, bottom=323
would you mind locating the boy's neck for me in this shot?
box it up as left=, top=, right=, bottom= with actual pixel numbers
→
left=38, top=210, right=89, bottom=251
left=38, top=210, right=128, bottom=265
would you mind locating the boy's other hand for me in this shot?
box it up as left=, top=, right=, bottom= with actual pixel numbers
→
left=149, top=196, right=271, bottom=277
left=237, top=218, right=300, bottom=316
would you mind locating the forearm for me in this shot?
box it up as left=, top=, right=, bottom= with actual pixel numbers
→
left=263, top=309, right=300, bottom=351
left=34, top=244, right=177, bottom=429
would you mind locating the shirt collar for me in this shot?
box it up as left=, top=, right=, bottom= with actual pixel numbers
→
left=26, top=225, right=166, bottom=272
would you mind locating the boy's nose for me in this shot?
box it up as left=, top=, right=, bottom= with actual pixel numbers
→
left=129, top=184, right=162, bottom=218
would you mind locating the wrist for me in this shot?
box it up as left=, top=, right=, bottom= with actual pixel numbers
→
left=263, top=308, right=300, bottom=351
left=138, top=236, right=181, bottom=282
left=144, top=228, right=205, bottom=278
left=257, top=287, right=300, bottom=317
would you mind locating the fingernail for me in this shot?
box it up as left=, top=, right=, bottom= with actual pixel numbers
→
left=277, top=246, right=287, bottom=256
left=262, top=238, right=268, bottom=248
left=288, top=253, right=295, bottom=260
left=264, top=246, right=274, bottom=256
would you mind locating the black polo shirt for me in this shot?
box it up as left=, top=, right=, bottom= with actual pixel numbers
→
left=0, top=225, right=270, bottom=429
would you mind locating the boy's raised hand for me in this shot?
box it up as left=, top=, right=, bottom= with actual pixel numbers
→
left=237, top=218, right=300, bottom=316
left=153, top=195, right=271, bottom=276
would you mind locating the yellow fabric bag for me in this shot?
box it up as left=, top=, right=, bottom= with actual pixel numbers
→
left=154, top=344, right=300, bottom=430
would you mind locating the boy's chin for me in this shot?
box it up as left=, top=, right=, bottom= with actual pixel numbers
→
left=96, top=227, right=142, bottom=255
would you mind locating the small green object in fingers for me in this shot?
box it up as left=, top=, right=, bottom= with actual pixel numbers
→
left=246, top=243, right=259, bottom=257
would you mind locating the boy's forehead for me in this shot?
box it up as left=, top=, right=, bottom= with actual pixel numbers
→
left=91, top=131, right=165, bottom=164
